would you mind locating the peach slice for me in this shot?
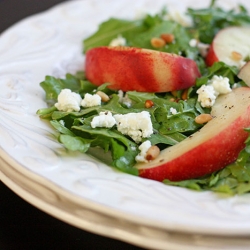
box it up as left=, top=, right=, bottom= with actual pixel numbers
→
left=238, top=61, right=250, bottom=87
left=85, top=46, right=200, bottom=92
left=136, top=87, right=250, bottom=182
left=205, top=26, right=250, bottom=68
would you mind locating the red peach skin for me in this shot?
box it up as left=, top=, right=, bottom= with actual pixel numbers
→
left=205, top=45, right=219, bottom=67
left=85, top=46, right=200, bottom=92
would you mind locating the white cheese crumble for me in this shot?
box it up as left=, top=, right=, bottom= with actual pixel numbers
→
left=189, top=39, right=210, bottom=57
left=55, top=89, right=82, bottom=112
left=196, top=75, right=232, bottom=108
left=91, top=111, right=116, bottom=128
left=197, top=85, right=217, bottom=108
left=109, top=35, right=126, bottom=47
left=81, top=93, right=101, bottom=107
left=170, top=107, right=178, bottom=115
left=209, top=75, right=232, bottom=95
left=113, top=111, right=153, bottom=142
left=189, top=39, right=197, bottom=47
left=118, top=90, right=133, bottom=107
left=135, top=140, right=152, bottom=163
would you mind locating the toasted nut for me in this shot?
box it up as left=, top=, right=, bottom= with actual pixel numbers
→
left=150, top=37, right=166, bottom=48
left=145, top=100, right=154, bottom=108
left=160, top=33, right=175, bottom=44
left=195, top=114, right=213, bottom=124
left=146, top=145, right=160, bottom=161
left=231, top=51, right=242, bottom=61
left=181, top=89, right=188, bottom=100
left=96, top=91, right=110, bottom=102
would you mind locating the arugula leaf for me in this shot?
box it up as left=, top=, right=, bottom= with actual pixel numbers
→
left=72, top=124, right=136, bottom=148
left=36, top=106, right=57, bottom=119
left=72, top=124, right=139, bottom=174
left=50, top=120, right=75, bottom=136
left=155, top=98, right=203, bottom=135
left=110, top=139, right=139, bottom=175
left=187, top=2, right=250, bottom=44
left=147, top=132, right=186, bottom=146
left=132, top=20, right=200, bottom=62
left=59, top=134, right=91, bottom=153
left=83, top=18, right=145, bottom=52
left=40, top=73, right=86, bottom=102
left=157, top=110, right=200, bottom=134
left=195, top=62, right=241, bottom=87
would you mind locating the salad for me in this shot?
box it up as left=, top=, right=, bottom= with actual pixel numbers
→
left=37, top=0, right=250, bottom=195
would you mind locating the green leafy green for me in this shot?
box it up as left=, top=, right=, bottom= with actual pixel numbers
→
left=195, top=62, right=242, bottom=87
left=187, top=1, right=250, bottom=44
left=59, top=134, right=91, bottom=153
left=83, top=18, right=145, bottom=52
left=40, top=74, right=84, bottom=102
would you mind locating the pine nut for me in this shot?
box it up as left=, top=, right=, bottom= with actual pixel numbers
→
left=160, top=33, right=175, bottom=44
left=181, top=89, right=188, bottom=100
left=96, top=91, right=110, bottom=102
left=145, top=100, right=154, bottom=108
left=231, top=51, right=242, bottom=61
left=145, top=145, right=160, bottom=161
left=195, top=114, right=213, bottom=124
left=150, top=37, right=166, bottom=48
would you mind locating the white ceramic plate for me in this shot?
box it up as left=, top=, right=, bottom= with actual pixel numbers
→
left=1, top=0, right=250, bottom=249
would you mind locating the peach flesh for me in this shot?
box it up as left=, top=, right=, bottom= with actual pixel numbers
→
left=238, top=61, right=250, bottom=87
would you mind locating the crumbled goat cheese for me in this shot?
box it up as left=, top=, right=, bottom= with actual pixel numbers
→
left=91, top=111, right=116, bottom=128
left=118, top=90, right=133, bottom=107
left=135, top=140, right=152, bottom=163
left=170, top=107, right=178, bottom=115
left=59, top=120, right=65, bottom=126
left=189, top=39, right=197, bottom=47
left=189, top=39, right=209, bottom=57
left=114, top=111, right=153, bottom=142
left=208, top=75, right=232, bottom=95
left=81, top=93, right=101, bottom=107
left=117, top=90, right=124, bottom=101
left=197, top=43, right=210, bottom=58
left=197, top=85, right=217, bottom=108
left=197, top=75, right=232, bottom=108
left=55, top=89, right=82, bottom=112
left=109, top=35, right=126, bottom=47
